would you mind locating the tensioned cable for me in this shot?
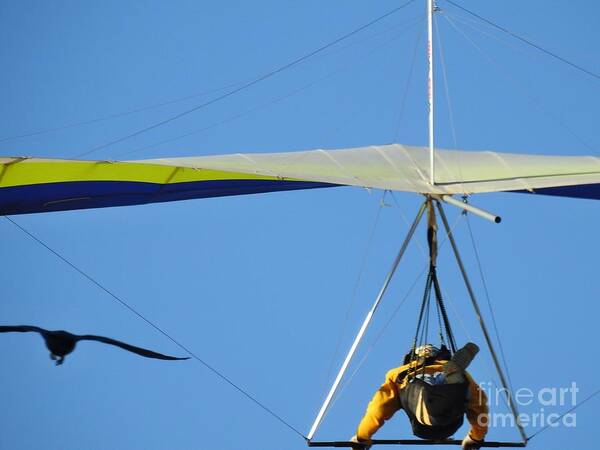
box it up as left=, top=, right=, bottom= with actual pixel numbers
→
left=320, top=191, right=386, bottom=402
left=76, top=0, right=418, bottom=158
left=460, top=212, right=517, bottom=423
left=433, top=16, right=458, bottom=149
left=417, top=272, right=432, bottom=349
left=392, top=23, right=424, bottom=142
left=526, top=388, right=599, bottom=441
left=436, top=201, right=527, bottom=443
left=390, top=193, right=429, bottom=260
left=416, top=207, right=513, bottom=415
left=3, top=216, right=307, bottom=440
left=444, top=0, right=600, bottom=81
left=331, top=210, right=464, bottom=402
left=312, top=15, right=424, bottom=145
left=442, top=10, right=535, bottom=59
left=435, top=12, right=520, bottom=385
left=117, top=15, right=426, bottom=158
left=464, top=214, right=514, bottom=395
left=434, top=277, right=446, bottom=346
left=332, top=265, right=427, bottom=406
left=0, top=81, right=247, bottom=145
left=391, top=202, right=507, bottom=401
left=2, top=11, right=419, bottom=148
left=327, top=221, right=427, bottom=409
left=441, top=278, right=513, bottom=416
left=442, top=12, right=599, bottom=156
left=433, top=14, right=469, bottom=199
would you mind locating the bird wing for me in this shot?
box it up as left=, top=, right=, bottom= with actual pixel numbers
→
left=0, top=325, right=46, bottom=334
left=78, top=335, right=189, bottom=360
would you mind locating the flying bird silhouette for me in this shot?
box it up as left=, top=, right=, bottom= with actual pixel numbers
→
left=0, top=325, right=190, bottom=365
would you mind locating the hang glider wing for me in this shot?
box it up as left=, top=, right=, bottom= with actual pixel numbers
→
left=1, top=144, right=599, bottom=215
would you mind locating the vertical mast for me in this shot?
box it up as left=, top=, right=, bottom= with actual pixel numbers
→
left=427, top=0, right=435, bottom=185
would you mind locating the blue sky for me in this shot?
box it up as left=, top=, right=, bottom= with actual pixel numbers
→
left=0, top=1, right=598, bottom=449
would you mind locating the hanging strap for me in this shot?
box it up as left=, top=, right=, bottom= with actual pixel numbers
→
left=427, top=198, right=438, bottom=268
left=430, top=267, right=457, bottom=353
left=410, top=199, right=458, bottom=368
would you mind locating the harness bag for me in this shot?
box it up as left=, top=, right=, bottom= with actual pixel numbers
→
left=399, top=377, right=469, bottom=440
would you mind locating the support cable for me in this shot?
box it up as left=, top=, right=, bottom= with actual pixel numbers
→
left=393, top=24, right=425, bottom=141
left=526, top=388, right=600, bottom=442
left=117, top=15, right=425, bottom=158
left=442, top=10, right=536, bottom=58
left=441, top=11, right=598, bottom=156
left=444, top=0, right=600, bottom=81
left=390, top=192, right=429, bottom=260
left=77, top=0, right=418, bottom=157
left=434, top=201, right=528, bottom=443
left=335, top=265, right=428, bottom=401
left=431, top=269, right=457, bottom=352
left=0, top=81, right=246, bottom=145
left=2, top=10, right=420, bottom=148
left=412, top=201, right=458, bottom=356
left=321, top=191, right=386, bottom=402
left=433, top=14, right=466, bottom=195
left=3, top=216, right=307, bottom=440
left=307, top=199, right=427, bottom=441
left=335, top=210, right=464, bottom=401
left=414, top=270, right=433, bottom=351
left=434, top=286, right=445, bottom=346
left=433, top=15, right=458, bottom=148
left=464, top=213, right=515, bottom=395
left=439, top=253, right=514, bottom=415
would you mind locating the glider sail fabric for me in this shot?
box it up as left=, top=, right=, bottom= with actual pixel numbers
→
left=1, top=144, right=600, bottom=215
left=0, top=157, right=333, bottom=215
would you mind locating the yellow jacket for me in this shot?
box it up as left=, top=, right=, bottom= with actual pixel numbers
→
left=356, top=360, right=488, bottom=442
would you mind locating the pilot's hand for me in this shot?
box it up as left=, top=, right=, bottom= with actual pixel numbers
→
left=461, top=433, right=483, bottom=450
left=349, top=434, right=372, bottom=450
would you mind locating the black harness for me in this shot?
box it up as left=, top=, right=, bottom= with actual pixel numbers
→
left=400, top=376, right=468, bottom=439
left=396, top=354, right=469, bottom=440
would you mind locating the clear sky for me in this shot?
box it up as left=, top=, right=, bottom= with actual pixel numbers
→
left=0, top=1, right=598, bottom=449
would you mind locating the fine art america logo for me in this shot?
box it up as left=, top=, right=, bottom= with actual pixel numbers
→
left=477, top=382, right=578, bottom=428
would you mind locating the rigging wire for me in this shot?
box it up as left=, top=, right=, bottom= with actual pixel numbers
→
left=441, top=12, right=599, bottom=155
left=3, top=215, right=307, bottom=440
left=444, top=0, right=600, bottom=81
left=0, top=11, right=421, bottom=148
left=427, top=219, right=514, bottom=417
left=433, top=14, right=467, bottom=196
left=431, top=211, right=513, bottom=418
left=526, top=388, right=600, bottom=441
left=75, top=0, right=418, bottom=158
left=320, top=190, right=386, bottom=402
left=392, top=23, right=425, bottom=142
left=464, top=213, right=515, bottom=397
left=331, top=210, right=464, bottom=403
left=332, top=266, right=426, bottom=406
left=0, top=81, right=248, bottom=145
left=434, top=287, right=446, bottom=346
left=441, top=9, right=537, bottom=59
left=436, top=202, right=527, bottom=443
left=420, top=208, right=514, bottom=416
left=433, top=16, right=458, bottom=149
left=390, top=193, right=429, bottom=261
left=116, top=15, right=426, bottom=158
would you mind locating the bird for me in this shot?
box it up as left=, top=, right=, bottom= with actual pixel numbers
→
left=0, top=325, right=190, bottom=365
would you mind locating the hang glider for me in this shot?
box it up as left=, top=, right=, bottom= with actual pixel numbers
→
left=1, top=144, right=599, bottom=215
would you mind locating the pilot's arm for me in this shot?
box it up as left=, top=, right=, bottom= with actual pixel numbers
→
left=356, top=368, right=403, bottom=441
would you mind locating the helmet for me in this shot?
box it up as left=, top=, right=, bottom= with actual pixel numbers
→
left=403, top=344, right=451, bottom=364
left=415, top=344, right=440, bottom=359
